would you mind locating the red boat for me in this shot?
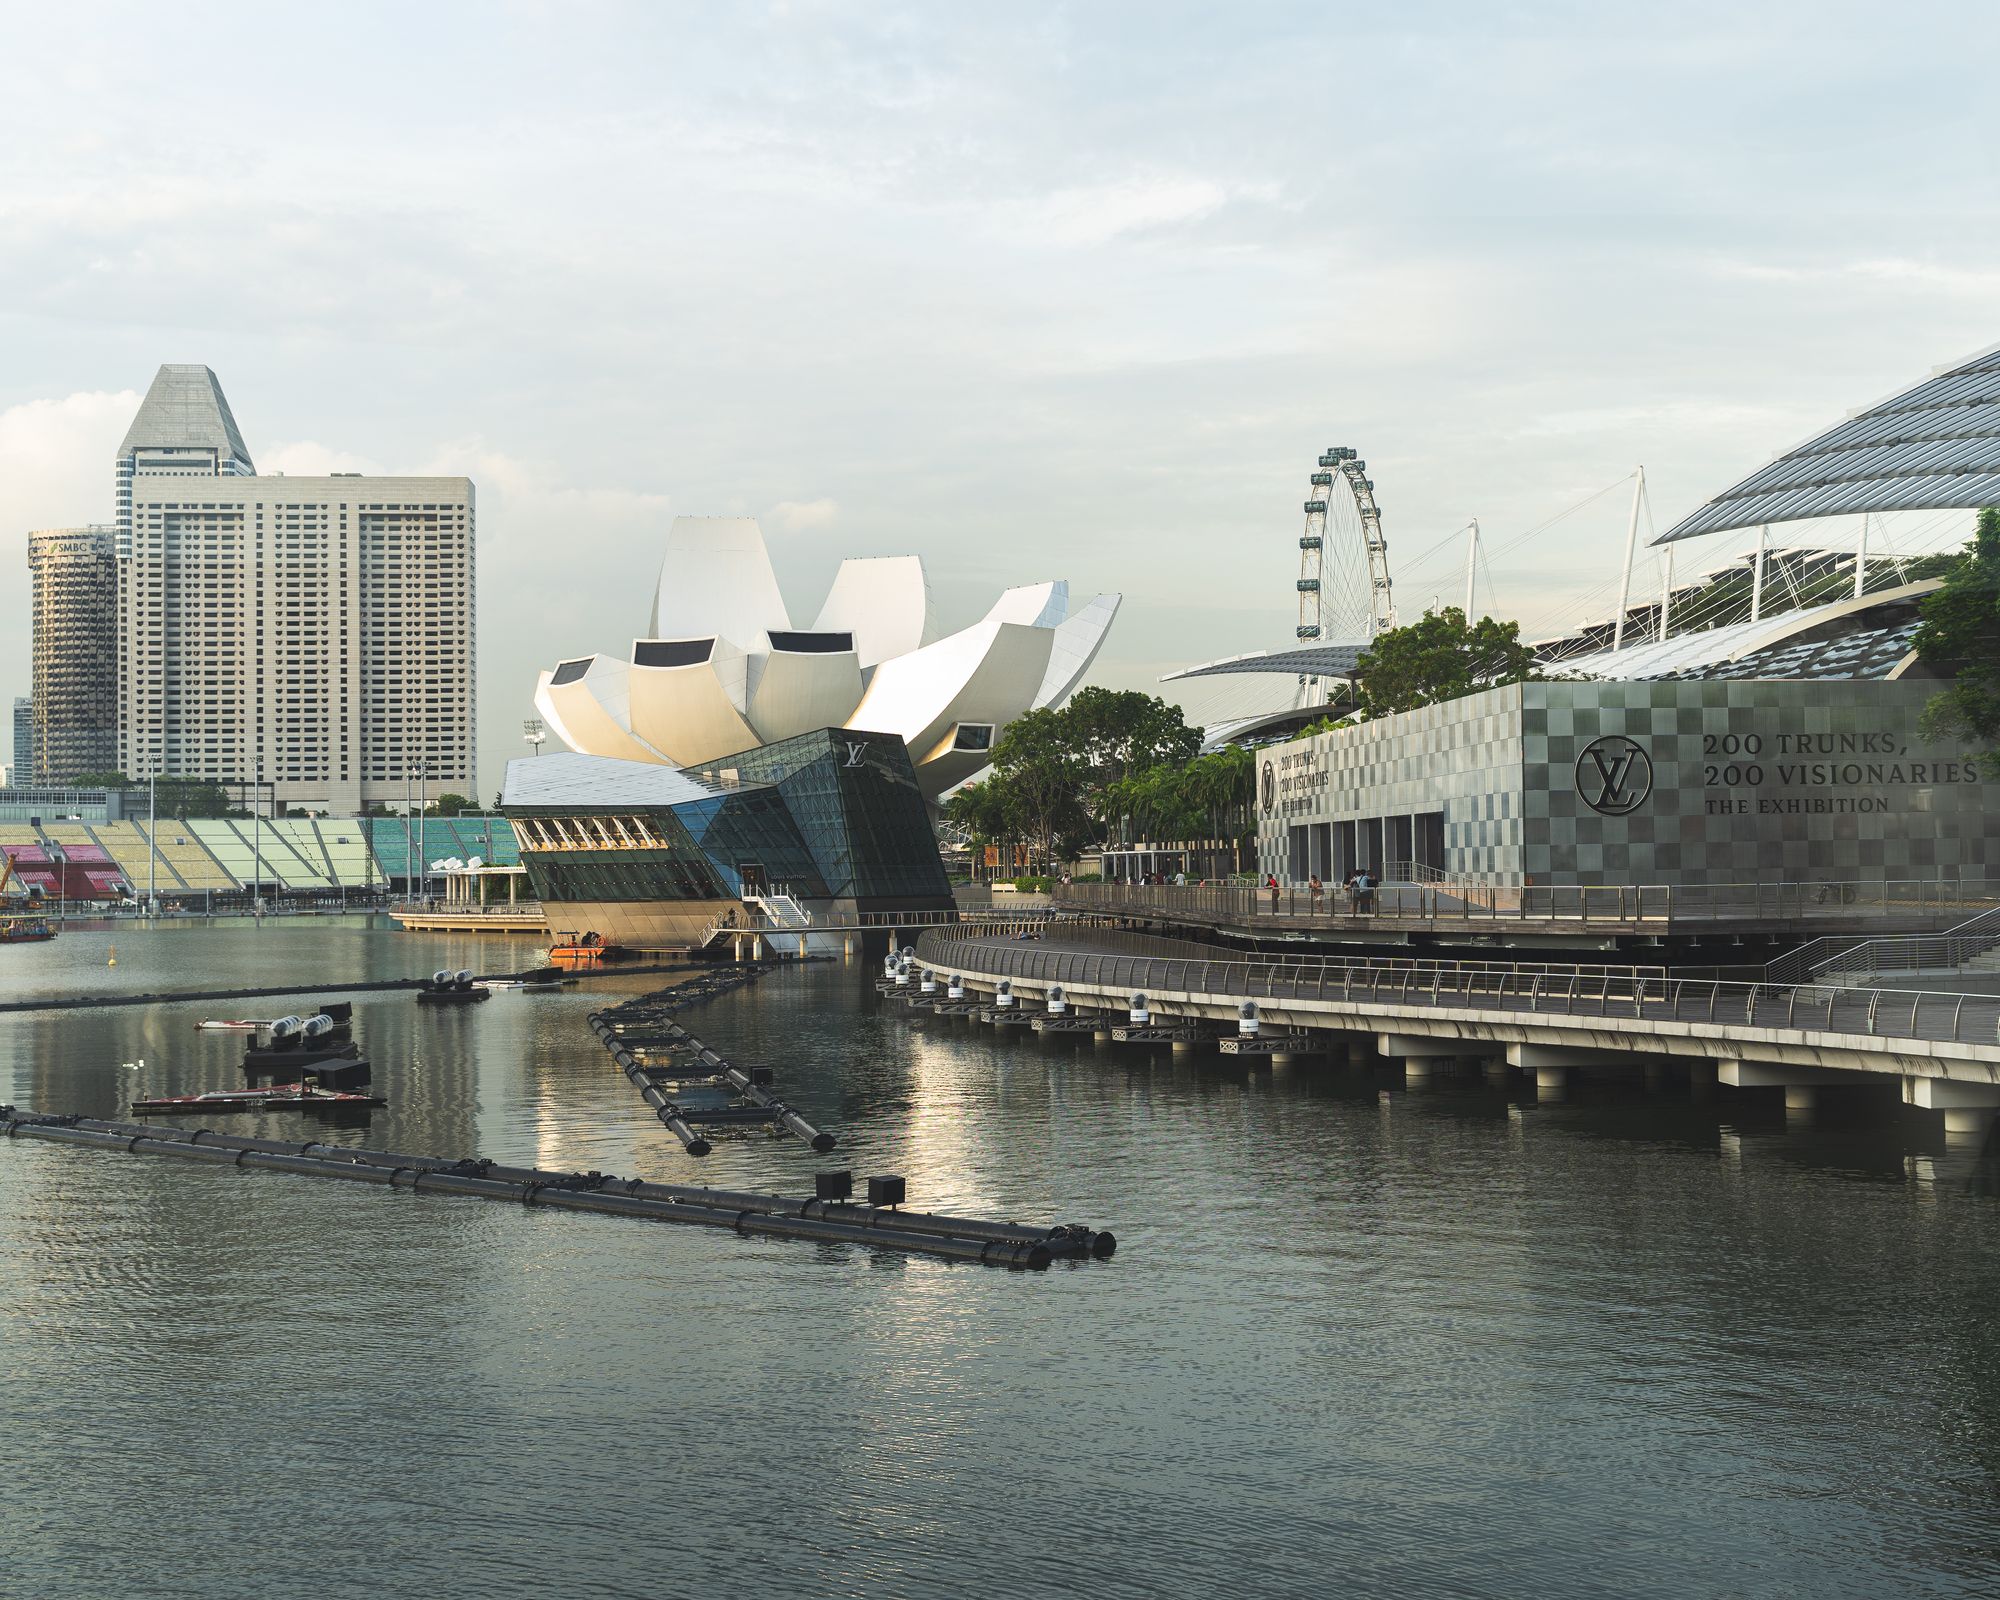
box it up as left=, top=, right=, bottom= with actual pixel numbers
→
left=132, top=1083, right=386, bottom=1115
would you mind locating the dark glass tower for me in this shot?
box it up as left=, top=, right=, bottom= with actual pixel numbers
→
left=505, top=728, right=952, bottom=951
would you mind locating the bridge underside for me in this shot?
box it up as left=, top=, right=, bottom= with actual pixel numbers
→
left=913, top=930, right=2000, bottom=1139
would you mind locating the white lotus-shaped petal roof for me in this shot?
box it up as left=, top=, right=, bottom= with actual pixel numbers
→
left=534, top=515, right=1119, bottom=798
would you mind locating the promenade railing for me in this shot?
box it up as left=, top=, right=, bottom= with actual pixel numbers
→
left=914, top=932, right=2000, bottom=1050
left=1768, top=904, right=2000, bottom=985
left=388, top=899, right=545, bottom=919
left=1053, top=876, right=2000, bottom=928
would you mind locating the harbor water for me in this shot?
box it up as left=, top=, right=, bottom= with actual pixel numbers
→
left=5, top=918, right=2000, bottom=1598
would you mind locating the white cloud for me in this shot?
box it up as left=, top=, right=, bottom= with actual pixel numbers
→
left=260, top=440, right=382, bottom=476
left=0, top=389, right=137, bottom=696
left=0, top=389, right=135, bottom=529
left=993, top=173, right=1236, bottom=249
left=767, top=497, right=840, bottom=534
left=1710, top=256, right=2000, bottom=298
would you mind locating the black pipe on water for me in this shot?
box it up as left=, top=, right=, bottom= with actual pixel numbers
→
left=0, top=1112, right=1079, bottom=1269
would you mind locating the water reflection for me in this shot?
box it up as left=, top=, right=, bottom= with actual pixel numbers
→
left=3, top=926, right=2000, bottom=1597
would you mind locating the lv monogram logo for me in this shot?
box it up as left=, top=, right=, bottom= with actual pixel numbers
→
left=844, top=741, right=867, bottom=767
left=1575, top=735, right=1653, bottom=816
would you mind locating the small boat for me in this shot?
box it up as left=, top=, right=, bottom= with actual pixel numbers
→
left=132, top=1082, right=387, bottom=1115
left=196, top=1019, right=267, bottom=1031
left=548, top=931, right=621, bottom=970
left=475, top=978, right=565, bottom=993
left=416, top=969, right=489, bottom=1004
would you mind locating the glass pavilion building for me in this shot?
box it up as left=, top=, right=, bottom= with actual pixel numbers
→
left=502, top=729, right=952, bottom=951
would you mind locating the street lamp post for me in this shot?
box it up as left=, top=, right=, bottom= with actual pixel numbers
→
left=418, top=758, right=430, bottom=904
left=147, top=768, right=157, bottom=916
left=523, top=718, right=547, bottom=757
left=252, top=757, right=265, bottom=917
left=403, top=768, right=413, bottom=901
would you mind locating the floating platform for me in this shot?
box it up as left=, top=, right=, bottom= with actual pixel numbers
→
left=132, top=1084, right=386, bottom=1115
left=1110, top=1023, right=1211, bottom=1045
left=1218, top=1034, right=1319, bottom=1057
left=1030, top=1012, right=1108, bottom=1034
left=0, top=1111, right=1111, bottom=1271
left=587, top=968, right=837, bottom=1157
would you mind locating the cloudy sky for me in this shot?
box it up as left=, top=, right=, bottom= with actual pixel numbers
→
left=4, top=1, right=1997, bottom=794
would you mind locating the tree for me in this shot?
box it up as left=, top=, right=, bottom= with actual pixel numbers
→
left=1916, top=507, right=2000, bottom=775
left=1352, top=606, right=1541, bottom=718
left=1061, top=687, right=1202, bottom=789
left=988, top=706, right=1089, bottom=873
left=427, top=792, right=475, bottom=817
left=943, top=777, right=1016, bottom=879
left=72, top=771, right=232, bottom=817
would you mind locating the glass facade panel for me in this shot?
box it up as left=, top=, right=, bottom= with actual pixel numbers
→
left=690, top=730, right=950, bottom=903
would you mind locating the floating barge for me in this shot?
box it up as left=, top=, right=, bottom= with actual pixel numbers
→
left=133, top=1084, right=386, bottom=1115
left=587, top=965, right=837, bottom=1157
left=0, top=1110, right=1113, bottom=1270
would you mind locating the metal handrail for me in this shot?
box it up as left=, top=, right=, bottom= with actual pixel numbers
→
left=1771, top=903, right=2000, bottom=985
left=945, top=920, right=1665, bottom=986
left=388, top=899, right=543, bottom=918
left=1055, top=875, right=2000, bottom=929
left=914, top=931, right=2000, bottom=1049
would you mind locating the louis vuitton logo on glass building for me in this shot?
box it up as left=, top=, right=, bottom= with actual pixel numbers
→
left=1575, top=735, right=1653, bottom=816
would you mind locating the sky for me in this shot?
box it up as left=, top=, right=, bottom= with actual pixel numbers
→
left=4, top=0, right=1998, bottom=798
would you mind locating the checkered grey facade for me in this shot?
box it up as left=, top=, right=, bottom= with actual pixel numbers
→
left=1257, top=680, right=1996, bottom=885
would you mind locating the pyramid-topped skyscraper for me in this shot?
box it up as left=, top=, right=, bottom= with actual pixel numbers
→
left=102, top=363, right=478, bottom=815
left=114, top=364, right=256, bottom=555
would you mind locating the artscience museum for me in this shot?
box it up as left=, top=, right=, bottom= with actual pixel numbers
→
left=503, top=515, right=1120, bottom=950
left=531, top=516, right=1119, bottom=800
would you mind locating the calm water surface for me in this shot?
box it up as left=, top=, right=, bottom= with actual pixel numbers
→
left=4, top=919, right=2000, bottom=1598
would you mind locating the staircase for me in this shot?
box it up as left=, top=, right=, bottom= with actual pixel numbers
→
left=747, top=891, right=813, bottom=930
left=1784, top=903, right=2000, bottom=987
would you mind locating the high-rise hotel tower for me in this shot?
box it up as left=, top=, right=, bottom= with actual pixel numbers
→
left=106, top=364, right=476, bottom=813
left=27, top=525, right=118, bottom=783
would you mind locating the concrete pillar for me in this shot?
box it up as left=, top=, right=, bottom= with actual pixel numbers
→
left=1717, top=1061, right=1850, bottom=1092
left=1483, top=1060, right=1512, bottom=1088
left=1378, top=1034, right=1460, bottom=1059
left=1535, top=1065, right=1568, bottom=1100
left=1904, top=1077, right=2000, bottom=1145
left=1508, top=1042, right=1647, bottom=1072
